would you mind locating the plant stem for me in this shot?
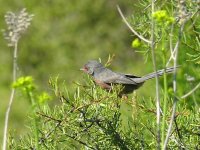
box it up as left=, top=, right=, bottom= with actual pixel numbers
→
left=2, top=42, right=18, bottom=150
left=181, top=82, right=200, bottom=99
left=151, top=1, right=161, bottom=149
left=161, top=27, right=168, bottom=149
left=27, top=90, right=39, bottom=149
left=163, top=23, right=185, bottom=150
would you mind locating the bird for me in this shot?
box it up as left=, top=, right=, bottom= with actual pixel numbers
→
left=80, top=60, right=176, bottom=95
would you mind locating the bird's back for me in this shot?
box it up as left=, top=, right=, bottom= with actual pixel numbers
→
left=94, top=68, right=143, bottom=85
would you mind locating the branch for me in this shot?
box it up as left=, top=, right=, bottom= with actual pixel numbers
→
left=166, top=24, right=175, bottom=67
left=117, top=5, right=151, bottom=44
left=64, top=133, right=96, bottom=150
left=150, top=1, right=161, bottom=149
left=181, top=82, right=200, bottom=99
left=163, top=23, right=185, bottom=150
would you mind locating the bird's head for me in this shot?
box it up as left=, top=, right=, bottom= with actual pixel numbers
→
left=80, top=60, right=104, bottom=75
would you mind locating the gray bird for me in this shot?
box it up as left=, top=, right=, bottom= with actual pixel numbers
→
left=81, top=60, right=176, bottom=95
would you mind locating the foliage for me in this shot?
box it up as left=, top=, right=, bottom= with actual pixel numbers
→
left=131, top=0, right=200, bottom=103
left=8, top=77, right=200, bottom=149
left=152, top=10, right=174, bottom=26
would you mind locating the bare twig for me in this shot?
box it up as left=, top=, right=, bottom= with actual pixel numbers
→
left=117, top=5, right=152, bottom=44
left=181, top=82, right=200, bottom=99
left=63, top=133, right=96, bottom=150
left=150, top=1, right=161, bottom=149
left=166, top=40, right=179, bottom=67
left=164, top=23, right=185, bottom=150
left=36, top=112, right=62, bottom=123
left=164, top=1, right=192, bottom=147
left=143, top=0, right=157, bottom=12
left=174, top=119, right=187, bottom=149
left=166, top=24, right=175, bottom=67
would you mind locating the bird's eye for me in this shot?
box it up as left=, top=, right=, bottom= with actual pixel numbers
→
left=84, top=66, right=88, bottom=71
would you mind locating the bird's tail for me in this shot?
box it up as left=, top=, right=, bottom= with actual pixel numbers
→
left=140, top=66, right=178, bottom=82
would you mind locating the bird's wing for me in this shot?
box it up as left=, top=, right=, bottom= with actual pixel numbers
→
left=124, top=74, right=141, bottom=78
left=101, top=72, right=140, bottom=85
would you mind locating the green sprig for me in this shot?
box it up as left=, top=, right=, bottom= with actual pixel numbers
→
left=12, top=76, right=35, bottom=91
left=152, top=10, right=175, bottom=26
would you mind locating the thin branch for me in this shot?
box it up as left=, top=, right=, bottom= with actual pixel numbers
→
left=174, top=119, right=187, bottom=149
left=166, top=38, right=178, bottom=67
left=166, top=23, right=175, bottom=67
left=64, top=133, right=96, bottom=150
left=36, top=112, right=62, bottom=123
left=143, top=0, right=157, bottom=12
left=150, top=1, right=161, bottom=149
left=181, top=82, right=200, bottom=99
left=117, top=5, right=152, bottom=44
left=163, top=23, right=185, bottom=150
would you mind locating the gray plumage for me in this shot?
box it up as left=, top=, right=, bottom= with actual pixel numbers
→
left=81, top=60, right=176, bottom=94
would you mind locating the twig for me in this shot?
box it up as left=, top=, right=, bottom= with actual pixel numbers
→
left=45, top=121, right=61, bottom=139
left=143, top=0, right=157, bottom=12
left=64, top=133, right=96, bottom=150
left=174, top=119, right=187, bottom=149
left=166, top=24, right=175, bottom=67
left=164, top=23, right=185, bottom=150
left=117, top=5, right=152, bottom=44
left=166, top=41, right=179, bottom=67
left=3, top=42, right=18, bottom=150
left=181, top=82, right=200, bottom=99
left=150, top=1, right=161, bottom=149
left=36, top=112, right=62, bottom=122
left=73, top=97, right=107, bottom=112
left=96, top=121, right=129, bottom=150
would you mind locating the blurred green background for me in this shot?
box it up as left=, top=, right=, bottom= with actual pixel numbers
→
left=0, top=0, right=157, bottom=144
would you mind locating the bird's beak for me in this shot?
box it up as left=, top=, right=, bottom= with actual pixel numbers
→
left=80, top=68, right=85, bottom=71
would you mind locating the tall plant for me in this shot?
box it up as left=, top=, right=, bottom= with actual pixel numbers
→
left=2, top=9, right=33, bottom=150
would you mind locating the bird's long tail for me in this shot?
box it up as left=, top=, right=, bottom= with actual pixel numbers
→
left=140, top=66, right=178, bottom=82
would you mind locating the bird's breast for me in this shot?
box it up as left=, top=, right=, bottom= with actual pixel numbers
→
left=94, top=79, right=111, bottom=90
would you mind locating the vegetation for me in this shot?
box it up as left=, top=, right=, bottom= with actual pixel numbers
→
left=1, top=0, right=199, bottom=149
